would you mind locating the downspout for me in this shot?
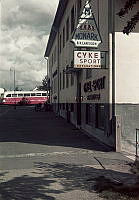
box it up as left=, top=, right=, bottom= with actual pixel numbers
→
left=57, top=29, right=60, bottom=115
left=109, top=0, right=115, bottom=144
left=112, top=0, right=115, bottom=118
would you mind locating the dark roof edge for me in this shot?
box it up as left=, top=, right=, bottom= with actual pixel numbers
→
left=44, top=0, right=68, bottom=57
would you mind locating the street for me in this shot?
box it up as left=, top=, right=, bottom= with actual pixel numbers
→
left=0, top=106, right=132, bottom=200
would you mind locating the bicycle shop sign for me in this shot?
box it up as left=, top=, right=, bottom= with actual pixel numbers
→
left=71, top=0, right=102, bottom=47
left=74, top=51, right=101, bottom=68
left=83, top=76, right=106, bottom=101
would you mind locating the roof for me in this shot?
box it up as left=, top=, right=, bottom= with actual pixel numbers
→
left=44, top=0, right=68, bottom=57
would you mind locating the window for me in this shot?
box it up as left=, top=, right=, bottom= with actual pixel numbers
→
left=12, top=94, right=17, bottom=97
left=66, top=103, right=68, bottom=111
left=52, top=53, right=53, bottom=66
left=77, top=0, right=82, bottom=16
left=71, top=103, right=74, bottom=112
left=86, top=104, right=96, bottom=126
left=36, top=93, right=41, bottom=96
left=54, top=46, right=56, bottom=63
left=31, top=93, right=35, bottom=96
left=71, top=61, right=74, bottom=86
left=66, top=18, right=69, bottom=41
left=24, top=93, right=30, bottom=97
left=42, top=93, right=47, bottom=96
left=6, top=94, right=11, bottom=97
left=60, top=72, right=62, bottom=90
left=63, top=70, right=65, bottom=89
left=71, top=6, right=75, bottom=33
left=62, top=103, right=65, bottom=110
left=86, top=69, right=92, bottom=79
left=54, top=77, right=57, bottom=93
left=59, top=34, right=62, bottom=53
left=66, top=74, right=69, bottom=88
left=63, top=27, right=65, bottom=48
left=18, top=94, right=23, bottom=97
left=71, top=73, right=74, bottom=86
left=96, top=104, right=105, bottom=130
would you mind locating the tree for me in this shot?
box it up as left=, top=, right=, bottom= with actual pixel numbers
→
left=37, top=75, right=49, bottom=91
left=117, top=0, right=139, bottom=34
left=15, top=86, right=22, bottom=91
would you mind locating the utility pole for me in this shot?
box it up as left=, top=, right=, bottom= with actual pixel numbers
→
left=10, top=67, right=16, bottom=109
left=13, top=68, right=16, bottom=109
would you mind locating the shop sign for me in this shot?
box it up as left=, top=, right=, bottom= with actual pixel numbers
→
left=74, top=51, right=101, bottom=68
left=82, top=76, right=106, bottom=101
left=84, top=76, right=105, bottom=92
left=71, top=1, right=102, bottom=47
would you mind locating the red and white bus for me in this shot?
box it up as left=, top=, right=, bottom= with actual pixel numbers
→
left=1, top=90, right=49, bottom=105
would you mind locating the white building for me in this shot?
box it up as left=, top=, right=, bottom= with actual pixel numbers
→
left=44, top=0, right=139, bottom=154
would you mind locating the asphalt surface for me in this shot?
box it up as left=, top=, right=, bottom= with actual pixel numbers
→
left=0, top=105, right=133, bottom=200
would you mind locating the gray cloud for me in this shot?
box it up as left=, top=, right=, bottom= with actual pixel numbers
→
left=0, top=0, right=59, bottom=90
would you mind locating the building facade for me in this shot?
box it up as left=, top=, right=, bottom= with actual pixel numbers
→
left=45, top=0, right=139, bottom=154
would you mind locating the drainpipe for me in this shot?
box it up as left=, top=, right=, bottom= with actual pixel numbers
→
left=109, top=0, right=115, bottom=144
left=57, top=29, right=60, bottom=116
left=112, top=0, right=115, bottom=118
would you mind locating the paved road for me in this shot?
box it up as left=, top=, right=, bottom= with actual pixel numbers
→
left=0, top=106, right=132, bottom=200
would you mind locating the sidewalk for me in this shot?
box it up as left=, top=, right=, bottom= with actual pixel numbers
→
left=0, top=109, right=136, bottom=200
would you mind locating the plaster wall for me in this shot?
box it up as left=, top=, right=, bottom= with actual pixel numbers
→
left=114, top=0, right=139, bottom=154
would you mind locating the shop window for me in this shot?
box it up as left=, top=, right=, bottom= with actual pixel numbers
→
left=71, top=103, right=74, bottom=112
left=96, top=104, right=105, bottom=130
left=63, top=103, right=65, bottom=110
left=66, top=103, right=68, bottom=111
left=86, top=69, right=92, bottom=79
left=71, top=6, right=75, bottom=33
left=86, top=103, right=96, bottom=126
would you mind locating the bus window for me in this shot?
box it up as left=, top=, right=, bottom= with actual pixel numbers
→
left=6, top=94, right=11, bottom=97
left=42, top=93, right=47, bottom=96
left=12, top=94, right=17, bottom=97
left=31, top=93, right=35, bottom=96
left=36, top=93, right=41, bottom=96
left=18, top=94, right=23, bottom=97
left=24, top=93, right=30, bottom=97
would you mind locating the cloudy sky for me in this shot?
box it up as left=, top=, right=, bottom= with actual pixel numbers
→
left=0, top=0, right=59, bottom=90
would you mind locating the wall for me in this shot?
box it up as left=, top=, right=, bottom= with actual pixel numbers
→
left=78, top=0, right=115, bottom=147
left=115, top=0, right=139, bottom=154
